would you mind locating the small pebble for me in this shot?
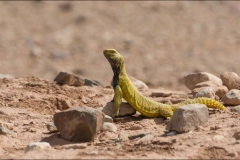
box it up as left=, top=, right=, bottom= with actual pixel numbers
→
left=166, top=131, right=176, bottom=136
left=127, top=124, right=142, bottom=130
left=101, top=122, right=117, bottom=133
left=213, top=135, right=225, bottom=141
left=128, top=132, right=151, bottom=140
left=0, top=127, right=14, bottom=135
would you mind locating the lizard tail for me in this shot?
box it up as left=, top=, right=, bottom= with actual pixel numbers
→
left=171, top=97, right=225, bottom=112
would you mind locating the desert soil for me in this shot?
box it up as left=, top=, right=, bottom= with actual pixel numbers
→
left=1, top=1, right=240, bottom=159
left=0, top=77, right=239, bottom=159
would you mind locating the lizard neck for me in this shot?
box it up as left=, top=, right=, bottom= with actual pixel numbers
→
left=112, top=63, right=128, bottom=88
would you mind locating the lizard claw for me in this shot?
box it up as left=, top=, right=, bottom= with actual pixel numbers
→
left=113, top=107, right=120, bottom=117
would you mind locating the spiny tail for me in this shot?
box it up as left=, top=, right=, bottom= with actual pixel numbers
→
left=171, top=97, right=225, bottom=112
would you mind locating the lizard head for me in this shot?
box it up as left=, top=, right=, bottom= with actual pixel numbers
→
left=103, top=49, right=124, bottom=68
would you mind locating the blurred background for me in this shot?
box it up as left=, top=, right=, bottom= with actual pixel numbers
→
left=1, top=1, right=240, bottom=90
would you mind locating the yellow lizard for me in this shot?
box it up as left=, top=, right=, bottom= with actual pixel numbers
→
left=103, top=49, right=225, bottom=118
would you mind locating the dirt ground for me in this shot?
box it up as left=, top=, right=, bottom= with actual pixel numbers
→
left=1, top=1, right=240, bottom=159
left=0, top=77, right=239, bottom=159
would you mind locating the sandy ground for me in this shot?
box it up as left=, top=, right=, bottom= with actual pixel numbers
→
left=1, top=1, right=240, bottom=159
left=1, top=1, right=240, bottom=90
left=0, top=77, right=239, bottom=159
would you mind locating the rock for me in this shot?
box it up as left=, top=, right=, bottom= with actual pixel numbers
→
left=154, top=118, right=165, bottom=124
left=194, top=81, right=221, bottom=88
left=151, top=92, right=172, bottom=97
left=46, top=122, right=57, bottom=133
left=220, top=72, right=240, bottom=90
left=213, top=135, right=225, bottom=141
left=231, top=105, right=240, bottom=113
left=56, top=97, right=78, bottom=111
left=193, top=82, right=228, bottom=99
left=61, top=143, right=87, bottom=149
left=0, top=74, right=14, bottom=79
left=135, top=134, right=154, bottom=145
left=104, top=115, right=113, bottom=123
left=183, top=72, right=222, bottom=90
left=118, top=132, right=129, bottom=141
left=84, top=79, right=104, bottom=87
left=215, top=86, right=228, bottom=98
left=166, top=104, right=208, bottom=133
left=234, top=130, right=240, bottom=140
left=0, top=126, right=14, bottom=135
left=101, top=122, right=117, bottom=133
left=54, top=72, right=85, bottom=86
left=166, top=131, right=177, bottom=136
left=210, top=125, right=222, bottom=130
left=102, top=102, right=136, bottom=117
left=25, top=142, right=51, bottom=152
left=128, top=132, right=151, bottom=140
left=129, top=76, right=149, bottom=90
left=53, top=106, right=105, bottom=142
left=87, top=150, right=98, bottom=155
left=127, top=124, right=143, bottom=130
left=221, top=89, right=240, bottom=105
left=194, top=87, right=215, bottom=99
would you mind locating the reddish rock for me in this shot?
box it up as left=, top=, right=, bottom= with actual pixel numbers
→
left=53, top=106, right=105, bottom=142
left=183, top=72, right=222, bottom=90
left=220, top=72, right=240, bottom=90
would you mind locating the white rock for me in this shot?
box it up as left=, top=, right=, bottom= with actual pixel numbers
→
left=221, top=89, right=240, bottom=105
left=0, top=74, right=14, bottom=79
left=134, top=134, right=154, bottom=145
left=183, top=72, right=222, bottom=90
left=101, top=122, right=117, bottom=133
left=166, top=104, right=209, bottom=133
left=166, top=131, right=176, bottom=136
left=213, top=135, right=225, bottom=141
left=104, top=115, right=113, bottom=123
left=25, top=142, right=51, bottom=152
left=61, top=143, right=87, bottom=149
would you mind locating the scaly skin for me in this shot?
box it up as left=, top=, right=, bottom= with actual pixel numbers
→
left=103, top=49, right=225, bottom=118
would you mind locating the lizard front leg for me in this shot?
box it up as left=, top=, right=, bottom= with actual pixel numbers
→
left=113, top=85, right=123, bottom=117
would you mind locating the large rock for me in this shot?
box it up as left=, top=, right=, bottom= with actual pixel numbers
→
left=54, top=72, right=104, bottom=87
left=166, top=104, right=209, bottom=133
left=220, top=72, right=240, bottom=90
left=53, top=106, right=105, bottom=142
left=221, top=89, right=240, bottom=105
left=102, top=102, right=136, bottom=117
left=54, top=72, right=85, bottom=86
left=183, top=72, right=222, bottom=90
